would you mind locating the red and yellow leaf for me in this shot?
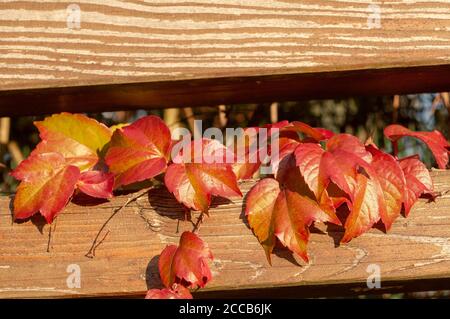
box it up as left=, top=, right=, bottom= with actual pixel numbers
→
left=341, top=174, right=381, bottom=243
left=105, top=115, right=171, bottom=187
left=165, top=139, right=241, bottom=212
left=165, top=162, right=241, bottom=212
left=158, top=231, right=213, bottom=289
left=294, top=143, right=324, bottom=197
left=282, top=121, right=334, bottom=142
left=34, top=113, right=112, bottom=171
left=231, top=128, right=261, bottom=180
left=270, top=137, right=300, bottom=178
left=245, top=178, right=339, bottom=263
left=399, top=156, right=433, bottom=216
left=11, top=152, right=80, bottom=223
left=366, top=146, right=405, bottom=230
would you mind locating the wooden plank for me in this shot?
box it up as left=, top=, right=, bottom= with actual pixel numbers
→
left=2, top=65, right=450, bottom=117
left=0, top=170, right=449, bottom=298
left=1, top=1, right=450, bottom=115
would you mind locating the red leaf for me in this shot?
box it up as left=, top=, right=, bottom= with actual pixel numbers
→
left=293, top=135, right=391, bottom=242
left=105, top=115, right=171, bottom=187
left=231, top=128, right=262, bottom=180
left=165, top=139, right=241, bottom=212
left=11, top=152, right=80, bottom=223
left=385, top=124, right=450, bottom=169
left=294, top=143, right=324, bottom=197
left=271, top=137, right=301, bottom=178
left=399, top=156, right=433, bottom=216
left=282, top=121, right=334, bottom=142
left=341, top=174, right=381, bottom=243
left=244, top=178, right=280, bottom=262
left=293, top=143, right=341, bottom=223
left=326, top=134, right=372, bottom=163
left=164, top=163, right=211, bottom=212
left=367, top=146, right=406, bottom=230
left=158, top=231, right=213, bottom=289
left=145, top=285, right=193, bottom=299
left=318, top=149, right=364, bottom=199
left=245, top=178, right=339, bottom=263
left=77, top=170, right=114, bottom=199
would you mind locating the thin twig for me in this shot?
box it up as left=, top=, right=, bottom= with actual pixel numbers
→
left=85, top=187, right=151, bottom=258
left=90, top=230, right=110, bottom=257
left=46, top=219, right=57, bottom=253
left=192, top=212, right=205, bottom=233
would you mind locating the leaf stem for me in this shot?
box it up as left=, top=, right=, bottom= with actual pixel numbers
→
left=85, top=187, right=151, bottom=258
left=192, top=211, right=205, bottom=233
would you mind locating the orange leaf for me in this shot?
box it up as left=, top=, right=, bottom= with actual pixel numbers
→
left=105, top=115, right=171, bottom=187
left=34, top=113, right=112, bottom=171
left=245, top=178, right=339, bottom=263
left=11, top=152, right=80, bottom=223
left=399, top=156, right=433, bottom=216
left=158, top=232, right=213, bottom=289
left=282, top=121, right=334, bottom=142
left=341, top=174, right=381, bottom=243
left=165, top=139, right=241, bottom=212
left=231, top=128, right=262, bottom=180
left=367, top=146, right=406, bottom=230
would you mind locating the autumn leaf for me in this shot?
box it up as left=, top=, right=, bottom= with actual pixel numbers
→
left=77, top=170, right=114, bottom=199
left=270, top=137, right=301, bottom=178
left=366, top=146, right=405, bottom=230
left=105, top=115, right=171, bottom=188
left=341, top=174, right=381, bottom=243
left=231, top=127, right=262, bottom=180
left=281, top=121, right=334, bottom=142
left=292, top=135, right=384, bottom=242
left=11, top=152, right=80, bottom=223
left=10, top=113, right=115, bottom=223
left=399, top=156, right=433, bottom=216
left=385, top=124, right=450, bottom=169
left=293, top=142, right=343, bottom=217
left=165, top=139, right=241, bottom=212
left=245, top=178, right=339, bottom=263
left=34, top=112, right=112, bottom=171
left=145, top=285, right=193, bottom=299
left=158, top=231, right=213, bottom=289
left=294, top=143, right=324, bottom=197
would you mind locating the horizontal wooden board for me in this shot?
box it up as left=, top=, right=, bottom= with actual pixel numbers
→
left=0, top=170, right=450, bottom=298
left=1, top=1, right=450, bottom=115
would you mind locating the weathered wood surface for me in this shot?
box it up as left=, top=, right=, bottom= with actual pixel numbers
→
left=1, top=1, right=450, bottom=115
left=0, top=170, right=449, bottom=298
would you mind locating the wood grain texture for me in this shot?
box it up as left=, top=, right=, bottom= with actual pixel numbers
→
left=1, top=1, right=450, bottom=115
left=0, top=170, right=450, bottom=298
